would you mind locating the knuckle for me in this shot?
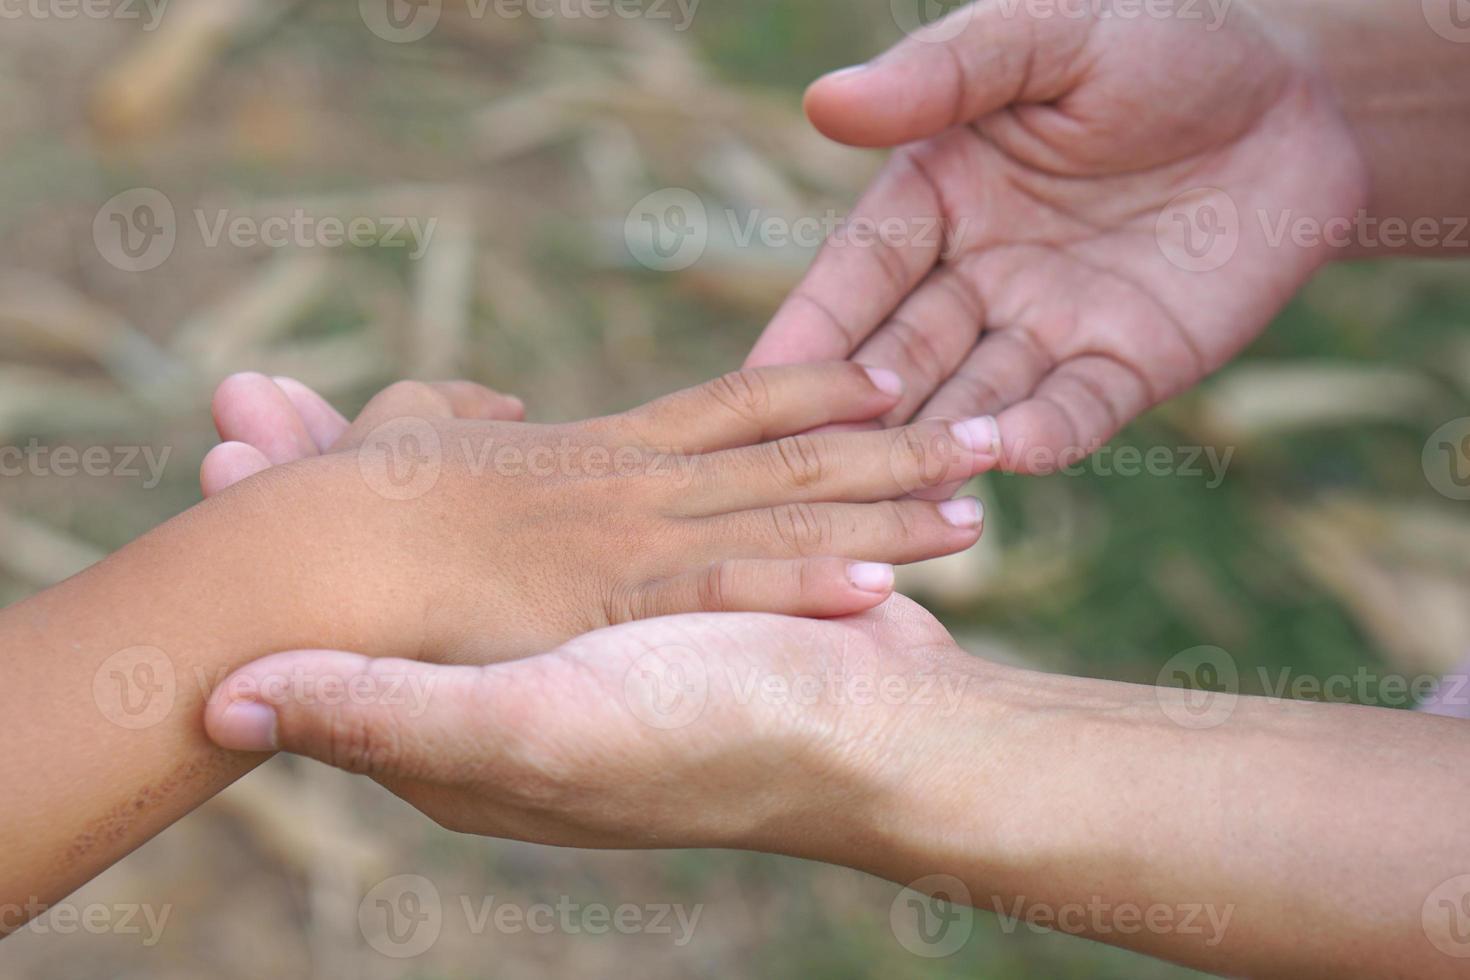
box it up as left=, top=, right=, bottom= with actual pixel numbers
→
left=895, top=426, right=936, bottom=474
left=697, top=561, right=738, bottom=611
left=705, top=369, right=774, bottom=425
left=769, top=434, right=825, bottom=490
left=770, top=502, right=831, bottom=555
left=883, top=499, right=919, bottom=539
left=321, top=709, right=402, bottom=778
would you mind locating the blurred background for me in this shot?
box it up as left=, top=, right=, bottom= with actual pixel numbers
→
left=2, top=1, right=1469, bottom=977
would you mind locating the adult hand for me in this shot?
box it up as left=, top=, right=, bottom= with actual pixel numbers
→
left=203, top=595, right=978, bottom=854
left=747, top=0, right=1368, bottom=472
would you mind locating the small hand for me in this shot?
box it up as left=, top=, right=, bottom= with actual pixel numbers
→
left=748, top=0, right=1368, bottom=471
left=198, top=367, right=991, bottom=662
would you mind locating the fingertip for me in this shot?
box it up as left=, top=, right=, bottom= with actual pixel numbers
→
left=206, top=700, right=278, bottom=753
left=200, top=441, right=271, bottom=497
left=846, top=561, right=895, bottom=594
left=863, top=366, right=905, bottom=399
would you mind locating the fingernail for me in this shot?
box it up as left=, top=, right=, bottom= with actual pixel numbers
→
left=939, top=497, right=984, bottom=529
left=864, top=366, right=904, bottom=397
left=214, top=701, right=278, bottom=752
left=848, top=562, right=895, bottom=593
left=951, top=416, right=1001, bottom=457
left=824, top=63, right=870, bottom=81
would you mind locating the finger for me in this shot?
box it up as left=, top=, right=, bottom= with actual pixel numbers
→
left=618, top=363, right=904, bottom=452
left=687, top=417, right=1000, bottom=511
left=339, top=380, right=525, bottom=449
left=200, top=441, right=272, bottom=497
left=852, top=262, right=988, bottom=427
left=992, top=357, right=1152, bottom=474
left=204, top=650, right=494, bottom=782
left=696, top=498, right=984, bottom=565
left=745, top=155, right=943, bottom=369
left=271, top=376, right=349, bottom=451
left=211, top=372, right=319, bottom=465
left=916, top=325, right=1056, bottom=423
left=626, top=558, right=896, bottom=620
left=802, top=5, right=1088, bottom=148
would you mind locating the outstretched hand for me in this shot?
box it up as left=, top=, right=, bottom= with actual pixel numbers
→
left=748, top=0, right=1367, bottom=471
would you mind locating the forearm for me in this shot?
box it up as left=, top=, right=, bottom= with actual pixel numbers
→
left=846, top=659, right=1470, bottom=977
left=1268, top=0, right=1470, bottom=255
left=0, top=457, right=415, bottom=922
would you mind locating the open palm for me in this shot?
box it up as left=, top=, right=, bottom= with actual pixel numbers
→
left=748, top=0, right=1368, bottom=472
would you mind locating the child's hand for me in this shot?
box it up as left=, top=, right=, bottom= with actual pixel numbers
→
left=202, top=366, right=992, bottom=662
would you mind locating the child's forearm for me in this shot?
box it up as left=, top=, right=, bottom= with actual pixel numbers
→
left=0, top=457, right=416, bottom=921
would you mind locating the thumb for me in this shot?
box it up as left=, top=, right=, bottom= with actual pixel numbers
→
left=204, top=650, right=494, bottom=781
left=803, top=3, right=1086, bottom=147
